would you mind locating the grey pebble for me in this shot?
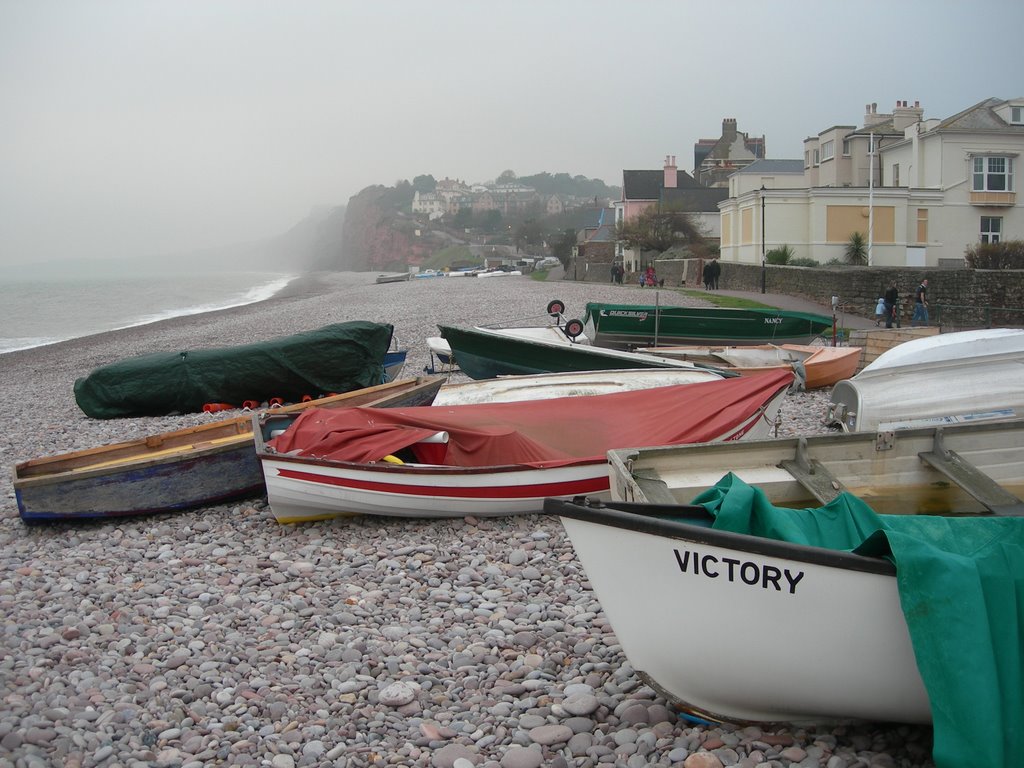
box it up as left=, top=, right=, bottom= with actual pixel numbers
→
left=0, top=275, right=931, bottom=768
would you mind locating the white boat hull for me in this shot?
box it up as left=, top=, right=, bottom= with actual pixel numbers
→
left=861, top=327, right=1024, bottom=373
left=828, top=328, right=1024, bottom=431
left=558, top=512, right=931, bottom=725
left=434, top=368, right=722, bottom=406
left=260, top=457, right=609, bottom=523
left=828, top=358, right=1024, bottom=431
left=258, top=387, right=788, bottom=522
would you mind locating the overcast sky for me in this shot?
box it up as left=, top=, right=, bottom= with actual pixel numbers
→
left=1, top=0, right=1021, bottom=266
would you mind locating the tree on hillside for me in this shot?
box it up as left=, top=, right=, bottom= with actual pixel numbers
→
left=616, top=204, right=706, bottom=254
left=480, top=209, right=503, bottom=233
left=496, top=169, right=517, bottom=184
left=451, top=207, right=474, bottom=231
left=514, top=219, right=545, bottom=252
left=412, top=175, right=436, bottom=193
left=382, top=180, right=415, bottom=209
left=551, top=228, right=577, bottom=268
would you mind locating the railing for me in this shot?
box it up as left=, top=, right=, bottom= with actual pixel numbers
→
left=932, top=304, right=1024, bottom=332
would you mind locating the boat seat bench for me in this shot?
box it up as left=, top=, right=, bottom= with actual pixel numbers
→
left=918, top=430, right=1024, bottom=516
left=780, top=431, right=1024, bottom=516
left=629, top=470, right=679, bottom=505
left=778, top=437, right=850, bottom=505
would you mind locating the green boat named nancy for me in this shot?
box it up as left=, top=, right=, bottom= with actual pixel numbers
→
left=583, top=302, right=833, bottom=350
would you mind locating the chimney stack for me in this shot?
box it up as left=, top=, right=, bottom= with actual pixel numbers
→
left=893, top=99, right=924, bottom=131
left=663, top=155, right=678, bottom=189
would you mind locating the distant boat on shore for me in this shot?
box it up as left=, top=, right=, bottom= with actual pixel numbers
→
left=375, top=272, right=411, bottom=284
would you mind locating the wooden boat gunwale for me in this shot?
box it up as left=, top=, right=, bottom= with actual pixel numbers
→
left=15, top=378, right=443, bottom=486
left=14, top=377, right=446, bottom=522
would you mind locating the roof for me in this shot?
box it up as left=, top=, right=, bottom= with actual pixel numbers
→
left=934, top=97, right=1024, bottom=132
left=572, top=206, right=612, bottom=230
left=584, top=222, right=617, bottom=243
left=661, top=186, right=729, bottom=213
left=622, top=168, right=701, bottom=200
left=733, top=159, right=805, bottom=175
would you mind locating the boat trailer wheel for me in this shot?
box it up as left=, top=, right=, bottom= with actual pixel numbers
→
left=563, top=318, right=585, bottom=339
left=547, top=299, right=566, bottom=317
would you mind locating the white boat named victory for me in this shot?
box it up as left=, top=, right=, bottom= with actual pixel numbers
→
left=545, top=418, right=1024, bottom=762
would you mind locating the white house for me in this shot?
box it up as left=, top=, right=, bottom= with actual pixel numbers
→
left=718, top=98, right=1024, bottom=267
left=412, top=190, right=446, bottom=220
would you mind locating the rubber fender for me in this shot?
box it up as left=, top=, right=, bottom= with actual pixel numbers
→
left=202, top=403, right=235, bottom=413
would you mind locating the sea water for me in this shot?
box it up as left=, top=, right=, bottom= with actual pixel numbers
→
left=0, top=270, right=296, bottom=355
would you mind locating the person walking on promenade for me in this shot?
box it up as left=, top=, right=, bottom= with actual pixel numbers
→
left=912, top=278, right=929, bottom=326
left=874, top=296, right=886, bottom=326
left=884, top=283, right=899, bottom=329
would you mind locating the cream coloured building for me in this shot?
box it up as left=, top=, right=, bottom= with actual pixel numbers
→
left=719, top=98, right=1023, bottom=267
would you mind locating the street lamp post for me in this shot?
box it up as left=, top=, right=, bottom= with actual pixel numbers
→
left=760, top=185, right=766, bottom=294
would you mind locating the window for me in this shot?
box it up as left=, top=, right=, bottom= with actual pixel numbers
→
left=842, top=139, right=851, bottom=156
left=804, top=150, right=812, bottom=169
left=821, top=140, right=835, bottom=161
left=981, top=217, right=1002, bottom=243
left=916, top=209, right=928, bottom=243
left=1012, top=106, right=1022, bottom=124
left=892, top=164, right=900, bottom=187
left=973, top=156, right=1014, bottom=191
left=813, top=149, right=820, bottom=166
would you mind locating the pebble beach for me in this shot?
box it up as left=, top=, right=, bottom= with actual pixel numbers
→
left=0, top=273, right=934, bottom=768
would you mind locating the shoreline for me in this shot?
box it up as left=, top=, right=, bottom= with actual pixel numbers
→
left=0, top=274, right=933, bottom=768
left=0, top=270, right=344, bottom=362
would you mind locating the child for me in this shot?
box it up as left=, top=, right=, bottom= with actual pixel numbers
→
left=874, top=297, right=886, bottom=326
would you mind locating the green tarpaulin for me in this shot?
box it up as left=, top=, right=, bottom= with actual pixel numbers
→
left=74, top=321, right=393, bottom=419
left=692, top=474, right=1024, bottom=768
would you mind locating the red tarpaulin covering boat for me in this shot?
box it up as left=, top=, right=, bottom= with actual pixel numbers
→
left=255, top=369, right=794, bottom=522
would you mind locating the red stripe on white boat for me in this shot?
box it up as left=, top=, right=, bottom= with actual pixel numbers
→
left=274, top=468, right=608, bottom=499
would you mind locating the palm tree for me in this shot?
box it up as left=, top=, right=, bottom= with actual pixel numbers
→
left=845, top=232, right=868, bottom=265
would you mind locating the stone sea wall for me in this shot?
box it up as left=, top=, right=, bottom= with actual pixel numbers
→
left=569, top=257, right=1024, bottom=328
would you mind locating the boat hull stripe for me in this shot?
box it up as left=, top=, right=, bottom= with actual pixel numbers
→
left=275, top=468, right=608, bottom=499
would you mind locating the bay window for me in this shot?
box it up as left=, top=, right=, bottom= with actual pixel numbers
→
left=973, top=156, right=1014, bottom=192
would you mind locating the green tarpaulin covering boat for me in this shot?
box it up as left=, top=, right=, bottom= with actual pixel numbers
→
left=73, top=321, right=394, bottom=418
